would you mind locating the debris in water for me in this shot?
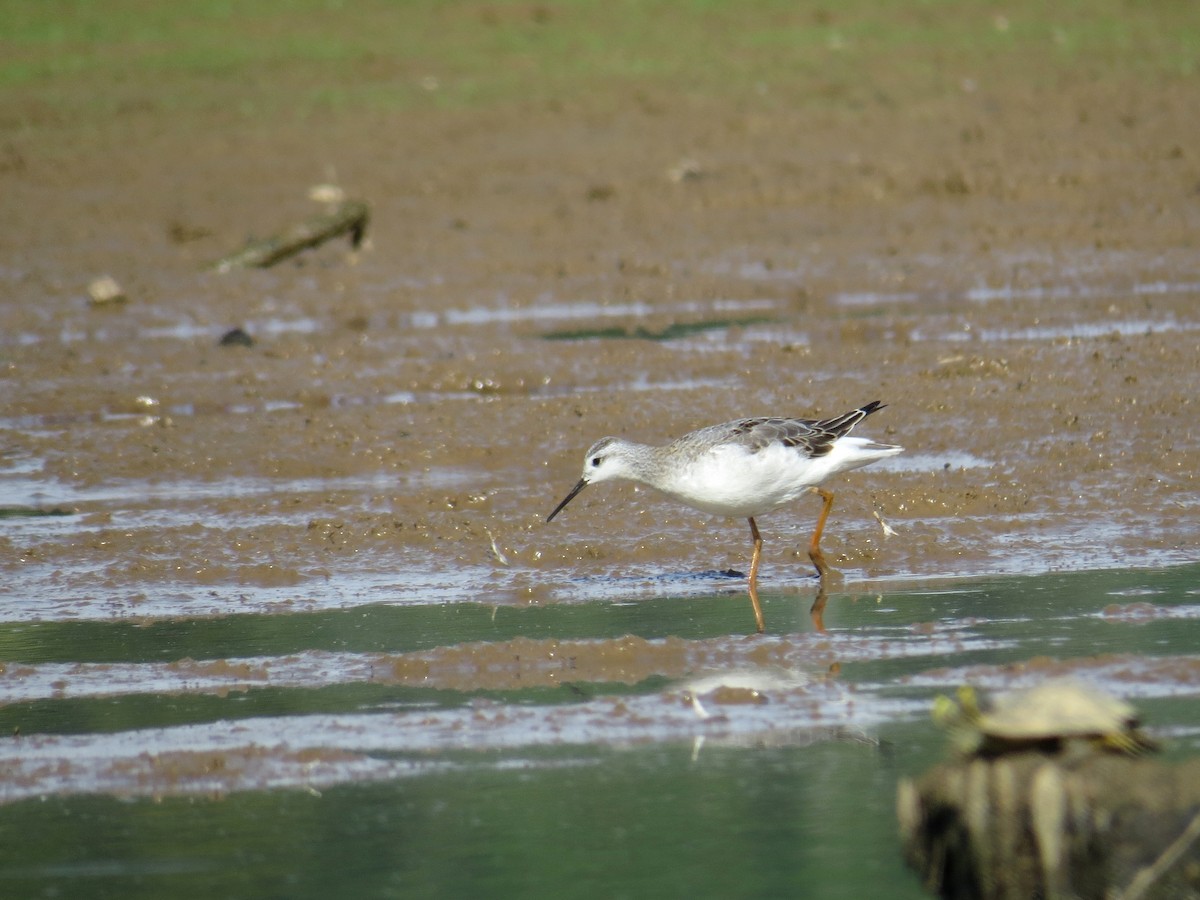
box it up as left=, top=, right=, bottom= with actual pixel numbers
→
left=873, top=509, right=898, bottom=536
left=486, top=528, right=509, bottom=565
left=219, top=327, right=255, bottom=348
left=87, top=275, right=126, bottom=306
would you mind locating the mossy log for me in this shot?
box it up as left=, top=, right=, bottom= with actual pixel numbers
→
left=898, top=754, right=1200, bottom=900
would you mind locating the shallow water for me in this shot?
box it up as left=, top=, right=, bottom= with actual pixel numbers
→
left=0, top=564, right=1198, bottom=897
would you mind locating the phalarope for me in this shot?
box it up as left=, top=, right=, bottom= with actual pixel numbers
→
left=547, top=401, right=902, bottom=633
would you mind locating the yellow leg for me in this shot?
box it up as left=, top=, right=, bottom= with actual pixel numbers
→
left=746, top=517, right=766, bottom=633
left=808, top=488, right=835, bottom=579
left=810, top=584, right=828, bottom=633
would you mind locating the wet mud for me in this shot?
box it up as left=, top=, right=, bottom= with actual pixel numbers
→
left=3, top=79, right=1198, bottom=616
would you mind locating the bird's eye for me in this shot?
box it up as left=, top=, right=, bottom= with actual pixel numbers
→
left=590, top=456, right=602, bottom=467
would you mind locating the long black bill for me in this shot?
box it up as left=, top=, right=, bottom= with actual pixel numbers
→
left=547, top=478, right=587, bottom=522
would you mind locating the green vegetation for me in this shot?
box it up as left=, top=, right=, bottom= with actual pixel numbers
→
left=0, top=0, right=1196, bottom=121
left=543, top=316, right=773, bottom=341
left=0, top=506, right=73, bottom=518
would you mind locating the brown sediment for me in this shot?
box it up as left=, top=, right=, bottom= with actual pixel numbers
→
left=0, top=15, right=1197, bottom=622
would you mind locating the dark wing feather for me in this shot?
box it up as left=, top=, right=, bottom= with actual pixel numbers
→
left=723, top=401, right=886, bottom=458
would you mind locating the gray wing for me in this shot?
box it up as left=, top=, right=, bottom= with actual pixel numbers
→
left=698, top=402, right=886, bottom=459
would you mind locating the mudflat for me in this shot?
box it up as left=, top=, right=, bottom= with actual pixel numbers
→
left=2, top=3, right=1196, bottom=618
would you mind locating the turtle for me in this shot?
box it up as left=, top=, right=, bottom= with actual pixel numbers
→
left=931, top=680, right=1157, bottom=758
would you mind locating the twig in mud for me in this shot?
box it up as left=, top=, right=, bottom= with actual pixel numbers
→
left=485, top=528, right=510, bottom=566
left=212, top=200, right=369, bottom=272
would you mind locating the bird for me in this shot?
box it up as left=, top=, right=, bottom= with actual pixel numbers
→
left=546, top=401, right=903, bottom=633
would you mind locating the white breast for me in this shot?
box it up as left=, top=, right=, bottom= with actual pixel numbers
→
left=652, top=437, right=901, bottom=519
left=655, top=442, right=817, bottom=518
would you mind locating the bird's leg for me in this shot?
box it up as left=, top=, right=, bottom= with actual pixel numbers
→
left=808, top=488, right=835, bottom=579
left=746, top=517, right=766, bottom=634
left=810, top=583, right=828, bottom=633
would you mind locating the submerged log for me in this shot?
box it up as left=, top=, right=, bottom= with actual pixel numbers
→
left=213, top=200, right=369, bottom=272
left=897, top=753, right=1200, bottom=900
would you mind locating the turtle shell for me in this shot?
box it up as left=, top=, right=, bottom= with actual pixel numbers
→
left=977, top=681, right=1137, bottom=740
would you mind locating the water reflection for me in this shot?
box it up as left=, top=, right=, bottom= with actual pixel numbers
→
left=0, top=565, right=1196, bottom=897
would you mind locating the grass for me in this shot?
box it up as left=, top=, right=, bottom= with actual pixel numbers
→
left=0, top=0, right=1196, bottom=122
